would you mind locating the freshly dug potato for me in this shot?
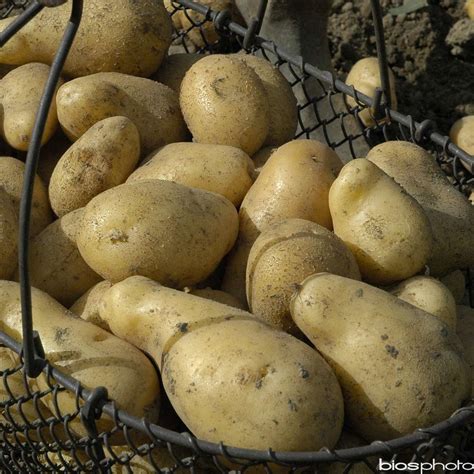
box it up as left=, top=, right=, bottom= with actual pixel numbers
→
left=56, top=73, right=187, bottom=154
left=367, top=141, right=474, bottom=275
left=0, top=156, right=52, bottom=237
left=291, top=273, right=470, bottom=441
left=235, top=54, right=298, bottom=146
left=180, top=55, right=270, bottom=155
left=127, top=142, right=254, bottom=206
left=0, top=280, right=160, bottom=436
left=24, top=209, right=102, bottom=307
left=441, top=270, right=466, bottom=304
left=0, top=188, right=18, bottom=280
left=0, top=63, right=63, bottom=151
left=247, top=219, right=361, bottom=334
left=389, top=276, right=457, bottom=330
left=345, top=57, right=397, bottom=126
left=77, top=180, right=238, bottom=287
left=37, top=131, right=72, bottom=186
left=329, top=159, right=433, bottom=285
left=466, top=0, right=474, bottom=19
left=0, top=0, right=172, bottom=78
left=252, top=146, right=276, bottom=176
left=49, top=117, right=141, bottom=217
left=189, top=287, right=246, bottom=309
left=70, top=281, right=113, bottom=331
left=456, top=305, right=474, bottom=395
left=450, top=116, right=474, bottom=168
left=99, top=276, right=344, bottom=452
left=153, top=53, right=202, bottom=92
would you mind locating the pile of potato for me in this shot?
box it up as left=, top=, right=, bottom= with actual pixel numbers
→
left=1, top=0, right=474, bottom=469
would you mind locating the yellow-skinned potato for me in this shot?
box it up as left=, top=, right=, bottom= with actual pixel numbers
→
left=0, top=156, right=52, bottom=237
left=450, top=116, right=474, bottom=170
left=127, top=142, right=255, bottom=206
left=345, top=57, right=397, bottom=126
left=456, top=305, right=474, bottom=395
left=0, top=0, right=172, bottom=78
left=329, top=159, right=433, bottom=285
left=153, top=53, right=202, bottom=93
left=49, top=117, right=141, bottom=217
left=441, top=270, right=466, bottom=304
left=466, top=0, right=474, bottom=19
left=180, top=55, right=270, bottom=155
left=235, top=54, right=298, bottom=146
left=189, top=287, right=246, bottom=309
left=291, top=273, right=470, bottom=441
left=0, top=188, right=18, bottom=280
left=99, top=276, right=344, bottom=451
left=25, top=209, right=102, bottom=307
left=247, top=219, right=361, bottom=334
left=367, top=141, right=474, bottom=275
left=0, top=280, right=160, bottom=436
left=56, top=73, right=187, bottom=154
left=0, top=63, right=63, bottom=151
left=77, top=180, right=238, bottom=287
left=389, top=276, right=457, bottom=330
left=164, top=0, right=184, bottom=29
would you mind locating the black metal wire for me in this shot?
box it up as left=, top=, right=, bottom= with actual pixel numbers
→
left=0, top=0, right=43, bottom=46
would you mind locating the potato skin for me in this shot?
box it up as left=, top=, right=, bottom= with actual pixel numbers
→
left=56, top=73, right=187, bottom=154
left=329, top=159, right=433, bottom=285
left=291, top=273, right=470, bottom=441
left=180, top=55, right=270, bottom=156
left=0, top=188, right=18, bottom=280
left=450, top=116, right=474, bottom=171
left=252, top=146, right=276, bottom=176
left=0, top=63, right=63, bottom=151
left=77, top=180, right=238, bottom=287
left=127, top=142, right=255, bottom=206
left=189, top=288, right=246, bottom=309
left=153, top=53, right=202, bottom=93
left=247, top=218, right=360, bottom=334
left=49, top=117, right=141, bottom=217
left=456, top=305, right=474, bottom=396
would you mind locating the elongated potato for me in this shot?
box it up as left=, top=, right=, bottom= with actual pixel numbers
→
left=99, top=276, right=344, bottom=451
left=0, top=63, right=63, bottom=151
left=56, top=73, right=187, bottom=154
left=77, top=180, right=238, bottom=287
left=189, top=288, right=246, bottom=309
left=0, top=188, right=18, bottom=280
left=153, top=53, right=202, bottom=92
left=291, top=273, right=470, bottom=441
left=127, top=142, right=254, bottom=206
left=367, top=141, right=474, bottom=275
left=0, top=0, right=172, bottom=78
left=49, top=117, right=141, bottom=217
left=441, top=270, right=466, bottom=304
left=247, top=219, right=360, bottom=334
left=329, top=159, right=433, bottom=285
left=0, top=156, right=52, bottom=237
left=456, top=305, right=474, bottom=395
left=180, top=55, right=270, bottom=155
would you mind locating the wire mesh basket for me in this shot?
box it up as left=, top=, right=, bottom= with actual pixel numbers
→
left=1, top=0, right=474, bottom=472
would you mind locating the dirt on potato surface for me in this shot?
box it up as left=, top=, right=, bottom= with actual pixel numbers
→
left=329, top=0, right=474, bottom=135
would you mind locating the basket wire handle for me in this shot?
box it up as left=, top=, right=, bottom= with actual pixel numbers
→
left=242, top=0, right=268, bottom=50
left=0, top=1, right=45, bottom=46
left=17, top=0, right=84, bottom=379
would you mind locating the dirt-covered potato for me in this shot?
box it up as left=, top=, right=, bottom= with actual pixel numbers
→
left=0, top=189, right=18, bottom=280
left=180, top=55, right=270, bottom=155
left=450, top=116, right=474, bottom=169
left=77, top=180, right=238, bottom=287
left=189, top=288, right=246, bottom=309
left=0, top=156, right=52, bottom=237
left=247, top=218, right=360, bottom=334
left=291, top=273, right=470, bottom=441
left=100, top=276, right=344, bottom=452
left=49, top=117, right=141, bottom=217
left=330, top=159, right=433, bottom=285
left=0, top=63, right=63, bottom=151
left=0, top=0, right=172, bottom=78
left=153, top=53, right=202, bottom=92
left=441, top=270, right=466, bottom=304
left=345, top=57, right=397, bottom=126
left=367, top=141, right=474, bottom=276
left=456, top=305, right=474, bottom=395
left=56, top=73, right=187, bottom=154
left=127, top=142, right=254, bottom=206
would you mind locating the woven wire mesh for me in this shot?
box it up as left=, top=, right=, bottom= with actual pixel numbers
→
left=1, top=0, right=474, bottom=472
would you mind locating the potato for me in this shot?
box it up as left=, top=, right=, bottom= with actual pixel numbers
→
left=24, top=209, right=102, bottom=307
left=56, top=73, right=187, bottom=154
left=180, top=55, right=270, bottom=155
left=49, top=117, right=141, bottom=217
left=77, top=180, right=238, bottom=287
left=450, top=116, right=474, bottom=169
left=0, top=0, right=172, bottom=78
left=367, top=141, right=474, bottom=275
left=153, top=53, right=202, bottom=93
left=127, top=142, right=254, bottom=206
left=466, top=0, right=474, bottom=19
left=0, top=63, right=63, bottom=151
left=0, top=280, right=160, bottom=436
left=441, top=270, right=466, bottom=304
left=189, top=287, right=246, bottom=309
left=291, top=273, right=470, bottom=441
left=456, top=305, right=474, bottom=395
left=0, top=156, right=52, bottom=237
left=389, top=276, right=457, bottom=329
left=329, top=159, right=433, bottom=285
left=252, top=146, right=276, bottom=176
left=235, top=54, right=298, bottom=146
left=37, top=131, right=72, bottom=186
left=345, top=57, right=397, bottom=126
left=99, top=276, right=344, bottom=451
left=247, top=219, right=360, bottom=334
left=0, top=188, right=18, bottom=280
left=164, top=0, right=184, bottom=29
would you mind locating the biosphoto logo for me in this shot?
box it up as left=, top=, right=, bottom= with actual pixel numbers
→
left=378, top=459, right=474, bottom=472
